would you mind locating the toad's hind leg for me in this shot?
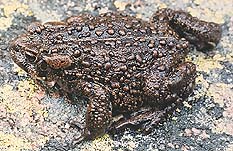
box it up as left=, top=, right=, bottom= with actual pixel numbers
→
left=143, top=62, right=196, bottom=107
left=74, top=82, right=112, bottom=143
left=151, top=8, right=222, bottom=50
left=109, top=63, right=196, bottom=134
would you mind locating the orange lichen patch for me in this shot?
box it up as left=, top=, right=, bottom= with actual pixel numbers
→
left=1, top=80, right=37, bottom=113
left=188, top=0, right=233, bottom=23
left=226, top=144, right=233, bottom=151
left=0, top=81, right=48, bottom=150
left=225, top=53, right=233, bottom=62
left=114, top=1, right=129, bottom=11
left=0, top=0, right=33, bottom=30
left=184, top=128, right=210, bottom=139
left=158, top=3, right=167, bottom=9
left=192, top=74, right=210, bottom=99
left=0, top=132, right=31, bottom=151
left=211, top=83, right=233, bottom=136
left=187, top=7, right=224, bottom=24
left=12, top=65, right=27, bottom=76
left=213, top=119, right=233, bottom=136
left=186, top=52, right=224, bottom=75
left=194, top=55, right=223, bottom=74
left=80, top=134, right=114, bottom=151
left=207, top=83, right=233, bottom=107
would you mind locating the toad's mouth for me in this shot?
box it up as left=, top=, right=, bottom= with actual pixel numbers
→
left=34, top=77, right=57, bottom=88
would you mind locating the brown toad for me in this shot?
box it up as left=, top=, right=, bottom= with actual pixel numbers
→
left=9, top=8, right=221, bottom=141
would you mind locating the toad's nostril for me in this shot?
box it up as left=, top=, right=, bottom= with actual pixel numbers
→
left=9, top=41, right=20, bottom=53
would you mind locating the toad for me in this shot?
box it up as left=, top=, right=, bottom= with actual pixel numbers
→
left=9, top=8, right=221, bottom=141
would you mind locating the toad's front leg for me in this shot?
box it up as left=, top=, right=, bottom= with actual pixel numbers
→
left=74, top=81, right=112, bottom=142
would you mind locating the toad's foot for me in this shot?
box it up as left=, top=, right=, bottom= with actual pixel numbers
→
left=108, top=104, right=178, bottom=134
left=151, top=8, right=222, bottom=50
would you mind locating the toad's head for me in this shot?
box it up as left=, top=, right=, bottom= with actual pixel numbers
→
left=9, top=22, right=73, bottom=80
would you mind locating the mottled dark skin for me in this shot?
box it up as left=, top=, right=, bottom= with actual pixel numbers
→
left=9, top=8, right=221, bottom=142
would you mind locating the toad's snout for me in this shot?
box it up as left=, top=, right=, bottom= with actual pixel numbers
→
left=9, top=36, right=38, bottom=74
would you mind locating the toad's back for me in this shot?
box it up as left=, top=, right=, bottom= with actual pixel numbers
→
left=25, top=12, right=188, bottom=85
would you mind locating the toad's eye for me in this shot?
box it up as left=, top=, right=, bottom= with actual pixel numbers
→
left=25, top=51, right=36, bottom=62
